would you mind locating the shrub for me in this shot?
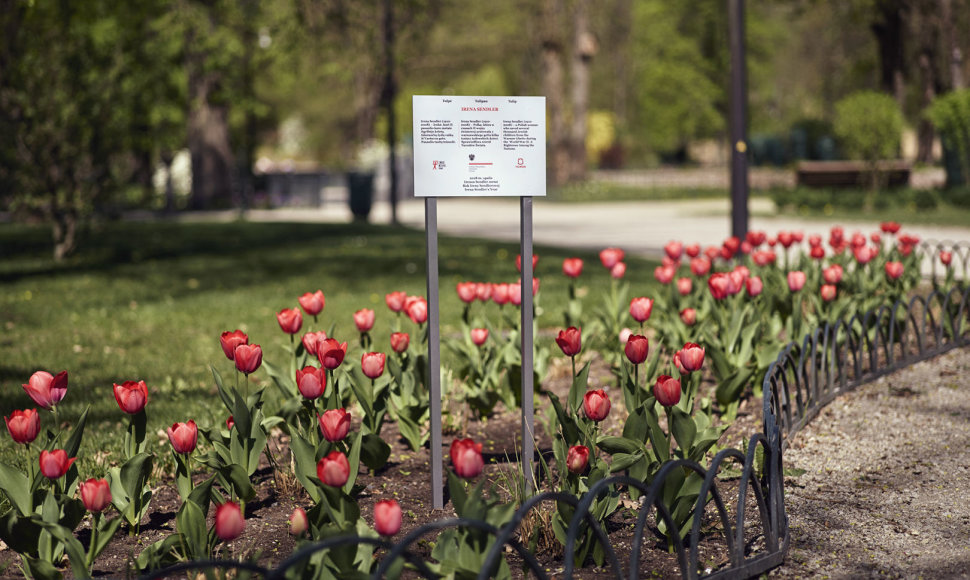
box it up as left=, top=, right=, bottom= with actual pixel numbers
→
left=833, top=91, right=903, bottom=163
left=926, top=89, right=970, bottom=187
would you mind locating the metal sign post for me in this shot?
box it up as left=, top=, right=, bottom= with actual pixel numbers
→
left=414, top=95, right=545, bottom=509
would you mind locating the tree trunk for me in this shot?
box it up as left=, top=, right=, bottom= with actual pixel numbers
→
left=541, top=0, right=569, bottom=188
left=185, top=22, right=234, bottom=210
left=611, top=0, right=632, bottom=125
left=940, top=0, right=965, bottom=89
left=51, top=208, right=78, bottom=261
left=871, top=1, right=909, bottom=109
left=568, top=0, right=594, bottom=182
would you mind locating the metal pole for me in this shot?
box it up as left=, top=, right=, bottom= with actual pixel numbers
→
left=728, top=0, right=749, bottom=240
left=520, top=197, right=536, bottom=494
left=426, top=197, right=443, bottom=509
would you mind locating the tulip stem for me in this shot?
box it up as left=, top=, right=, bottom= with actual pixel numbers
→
left=570, top=356, right=576, bottom=380
left=86, top=513, right=101, bottom=568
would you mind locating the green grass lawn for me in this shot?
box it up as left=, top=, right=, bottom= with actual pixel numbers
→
left=0, top=218, right=660, bottom=474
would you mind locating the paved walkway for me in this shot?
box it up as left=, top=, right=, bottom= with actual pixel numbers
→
left=238, top=196, right=970, bottom=262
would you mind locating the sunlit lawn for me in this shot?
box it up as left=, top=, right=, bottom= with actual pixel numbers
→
left=0, top=218, right=660, bottom=473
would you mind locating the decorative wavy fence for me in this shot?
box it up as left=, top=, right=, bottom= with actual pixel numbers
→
left=143, top=241, right=969, bottom=580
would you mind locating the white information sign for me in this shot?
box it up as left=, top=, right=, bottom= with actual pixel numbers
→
left=413, top=95, right=546, bottom=197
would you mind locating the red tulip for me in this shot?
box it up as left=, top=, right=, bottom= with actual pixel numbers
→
left=746, top=230, right=766, bottom=247
left=610, top=262, right=626, bottom=279
left=318, top=339, right=348, bottom=370
left=298, top=290, right=326, bottom=316
left=708, top=273, right=733, bottom=300
left=562, top=258, right=584, bottom=278
left=406, top=297, right=428, bottom=324
left=624, top=335, right=649, bottom=365
left=679, top=342, right=705, bottom=372
left=821, top=284, right=837, bottom=302
left=793, top=231, right=804, bottom=243
left=516, top=254, right=539, bottom=272
left=885, top=261, right=904, bottom=280
left=787, top=271, right=806, bottom=292
left=318, top=408, right=351, bottom=442
left=751, top=250, right=776, bottom=267
left=289, top=507, right=308, bottom=536
left=690, top=257, right=711, bottom=277
left=491, top=283, right=511, bottom=305
left=39, top=449, right=76, bottom=479
left=276, top=308, right=303, bottom=335
left=302, top=330, right=328, bottom=356
left=822, top=264, right=843, bottom=285
left=599, top=247, right=624, bottom=269
left=663, top=240, right=683, bottom=261
left=680, top=308, right=697, bottom=326
left=673, top=351, right=688, bottom=375
left=215, top=501, right=245, bottom=541
left=850, top=232, right=866, bottom=249
left=583, top=389, right=611, bottom=422
left=880, top=221, right=901, bottom=234
left=5, top=409, right=40, bottom=444
left=79, top=478, right=112, bottom=513
left=556, top=327, right=582, bottom=357
left=354, top=309, right=375, bottom=333
left=476, top=283, right=492, bottom=302
left=777, top=231, right=794, bottom=248
left=450, top=438, right=484, bottom=479
left=390, top=332, right=410, bottom=353
left=808, top=234, right=822, bottom=247
left=374, top=499, right=403, bottom=536
left=870, top=232, right=881, bottom=244
left=746, top=276, right=763, bottom=297
left=456, top=282, right=477, bottom=303
left=296, top=365, right=326, bottom=399
left=220, top=330, right=249, bottom=361
left=676, top=277, right=693, bottom=296
left=167, top=420, right=198, bottom=454
left=685, top=243, right=701, bottom=258
left=508, top=283, right=523, bottom=306
left=23, top=370, right=68, bottom=410
left=810, top=246, right=825, bottom=260
left=113, top=380, right=148, bottom=414
left=653, top=375, right=681, bottom=407
left=566, top=445, right=589, bottom=474
left=234, top=344, right=263, bottom=375
left=317, top=451, right=351, bottom=487
left=385, top=291, right=407, bottom=312
left=652, top=266, right=673, bottom=285
left=361, top=352, right=386, bottom=379
left=940, top=250, right=953, bottom=266
left=853, top=245, right=876, bottom=264
left=723, top=236, right=741, bottom=254
left=619, top=328, right=633, bottom=345
left=629, top=297, right=654, bottom=323
left=226, top=416, right=235, bottom=431
left=470, top=328, right=489, bottom=346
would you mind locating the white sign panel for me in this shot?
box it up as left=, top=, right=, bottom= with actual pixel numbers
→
left=413, top=95, right=546, bottom=197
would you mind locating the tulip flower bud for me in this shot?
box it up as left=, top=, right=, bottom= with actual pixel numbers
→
left=374, top=499, right=403, bottom=536
left=361, top=352, right=386, bottom=379
left=787, top=271, right=807, bottom=292
left=470, top=328, right=489, bottom=346
left=80, top=478, right=112, bottom=513
left=679, top=342, right=705, bottom=372
left=289, top=507, right=308, bottom=536
left=113, top=380, right=148, bottom=415
left=167, top=420, right=198, bottom=454
left=385, top=291, right=407, bottom=312
left=653, top=375, right=681, bottom=407
left=583, top=389, right=611, bottom=422
left=220, top=330, right=248, bottom=361
left=317, top=451, right=351, bottom=487
left=22, top=370, right=68, bottom=410
left=354, top=309, right=376, bottom=333
left=298, top=290, right=325, bottom=316
left=233, top=344, right=263, bottom=375
left=885, top=261, right=904, bottom=280
left=680, top=308, right=697, bottom=326
left=296, top=366, right=327, bottom=399
left=629, top=297, right=654, bottom=323
left=406, top=297, right=428, bottom=324
left=39, top=449, right=76, bottom=479
left=215, top=501, right=245, bottom=541
left=566, top=445, right=589, bottom=474
left=318, top=408, right=351, bottom=442
left=276, top=308, right=303, bottom=335
left=624, top=335, right=649, bottom=365
left=821, top=284, right=837, bottom=302
left=555, top=327, right=582, bottom=357
left=450, top=438, right=484, bottom=479
left=390, top=332, right=410, bottom=353
left=318, top=339, right=347, bottom=370
left=4, top=409, right=40, bottom=445
left=599, top=247, right=624, bottom=269
left=562, top=258, right=583, bottom=278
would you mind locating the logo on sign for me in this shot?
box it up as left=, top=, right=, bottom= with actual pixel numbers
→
left=516, top=157, right=525, bottom=168
left=432, top=160, right=446, bottom=170
left=468, top=154, right=475, bottom=161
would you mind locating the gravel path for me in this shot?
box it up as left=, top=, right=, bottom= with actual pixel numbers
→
left=769, top=347, right=970, bottom=579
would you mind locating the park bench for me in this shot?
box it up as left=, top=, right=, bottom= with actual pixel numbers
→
left=795, top=160, right=911, bottom=188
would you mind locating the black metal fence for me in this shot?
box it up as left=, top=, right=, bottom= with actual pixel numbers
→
left=143, top=241, right=969, bottom=580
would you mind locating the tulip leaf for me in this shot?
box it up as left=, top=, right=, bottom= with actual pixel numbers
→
left=210, top=365, right=234, bottom=411
left=38, top=521, right=88, bottom=579
left=94, top=515, right=125, bottom=558
left=359, top=433, right=391, bottom=472
left=187, top=475, right=216, bottom=514
left=23, top=555, right=62, bottom=580
left=343, top=430, right=363, bottom=494
left=63, top=405, right=89, bottom=459
left=176, top=500, right=207, bottom=560
left=288, top=433, right=322, bottom=503
left=608, top=452, right=643, bottom=473
left=669, top=407, right=697, bottom=458
left=218, top=463, right=256, bottom=502
left=568, top=362, right=592, bottom=417
left=596, top=436, right=643, bottom=456
left=0, top=463, right=32, bottom=517
left=548, top=393, right=580, bottom=444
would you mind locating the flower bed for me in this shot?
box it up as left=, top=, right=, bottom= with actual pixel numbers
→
left=0, top=222, right=966, bottom=579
